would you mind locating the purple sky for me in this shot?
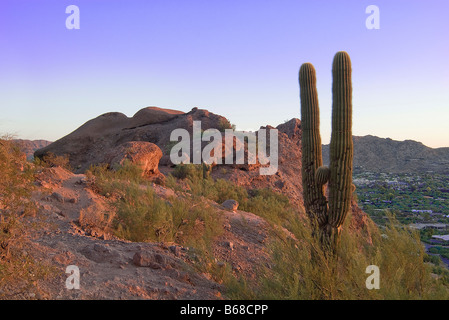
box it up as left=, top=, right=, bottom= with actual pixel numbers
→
left=1, top=0, right=448, bottom=147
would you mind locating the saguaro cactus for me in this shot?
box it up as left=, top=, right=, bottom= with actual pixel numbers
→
left=299, top=51, right=353, bottom=246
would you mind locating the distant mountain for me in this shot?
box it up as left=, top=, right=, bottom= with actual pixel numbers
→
left=322, top=135, right=449, bottom=174
left=13, top=139, right=52, bottom=160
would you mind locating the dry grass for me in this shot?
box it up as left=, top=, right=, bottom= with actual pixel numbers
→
left=86, top=162, right=224, bottom=246
left=226, top=212, right=449, bottom=300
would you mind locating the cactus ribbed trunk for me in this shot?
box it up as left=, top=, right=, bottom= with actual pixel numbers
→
left=327, top=51, right=353, bottom=242
left=299, top=63, right=328, bottom=227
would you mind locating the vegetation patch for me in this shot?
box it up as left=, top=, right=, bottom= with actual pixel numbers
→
left=0, top=137, right=57, bottom=299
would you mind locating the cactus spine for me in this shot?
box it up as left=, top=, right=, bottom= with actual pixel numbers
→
left=299, top=52, right=353, bottom=246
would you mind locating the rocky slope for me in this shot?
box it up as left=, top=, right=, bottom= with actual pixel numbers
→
left=18, top=166, right=273, bottom=299
left=322, top=135, right=449, bottom=174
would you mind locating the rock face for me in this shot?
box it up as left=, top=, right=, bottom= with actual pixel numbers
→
left=105, top=141, right=163, bottom=176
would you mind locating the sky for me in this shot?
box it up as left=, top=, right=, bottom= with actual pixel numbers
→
left=0, top=0, right=448, bottom=148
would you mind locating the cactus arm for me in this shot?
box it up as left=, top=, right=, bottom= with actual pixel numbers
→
left=299, top=63, right=328, bottom=227
left=327, top=51, right=354, bottom=233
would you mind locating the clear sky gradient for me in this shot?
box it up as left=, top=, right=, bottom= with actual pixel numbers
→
left=1, top=0, right=448, bottom=147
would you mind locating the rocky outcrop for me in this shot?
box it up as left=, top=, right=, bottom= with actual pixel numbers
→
left=34, top=107, right=230, bottom=174
left=105, top=141, right=163, bottom=176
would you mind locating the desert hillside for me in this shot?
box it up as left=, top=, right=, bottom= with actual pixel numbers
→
left=20, top=166, right=274, bottom=299
left=1, top=107, right=445, bottom=300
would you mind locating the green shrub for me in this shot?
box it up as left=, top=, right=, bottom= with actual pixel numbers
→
left=87, top=162, right=224, bottom=245
left=217, top=118, right=236, bottom=132
left=424, top=253, right=442, bottom=265
left=168, top=167, right=297, bottom=229
left=34, top=152, right=71, bottom=170
left=171, top=163, right=204, bottom=180
left=427, top=246, right=449, bottom=260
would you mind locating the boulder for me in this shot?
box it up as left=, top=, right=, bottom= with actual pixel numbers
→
left=222, top=199, right=239, bottom=212
left=80, top=244, right=120, bottom=264
left=105, top=141, right=163, bottom=176
left=133, top=251, right=165, bottom=269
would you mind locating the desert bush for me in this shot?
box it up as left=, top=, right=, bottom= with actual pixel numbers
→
left=217, top=118, right=236, bottom=132
left=87, top=162, right=224, bottom=245
left=86, top=160, right=145, bottom=197
left=87, top=162, right=228, bottom=282
left=78, top=205, right=115, bottom=236
left=240, top=188, right=294, bottom=227
left=0, top=138, right=37, bottom=257
left=171, top=163, right=204, bottom=180
left=34, top=152, right=71, bottom=170
left=112, top=185, right=175, bottom=242
left=168, top=166, right=295, bottom=228
left=0, top=137, right=54, bottom=298
left=171, top=163, right=213, bottom=181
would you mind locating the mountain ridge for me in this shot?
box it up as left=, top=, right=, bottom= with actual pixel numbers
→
left=322, top=135, right=449, bottom=174
left=13, top=139, right=52, bottom=160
